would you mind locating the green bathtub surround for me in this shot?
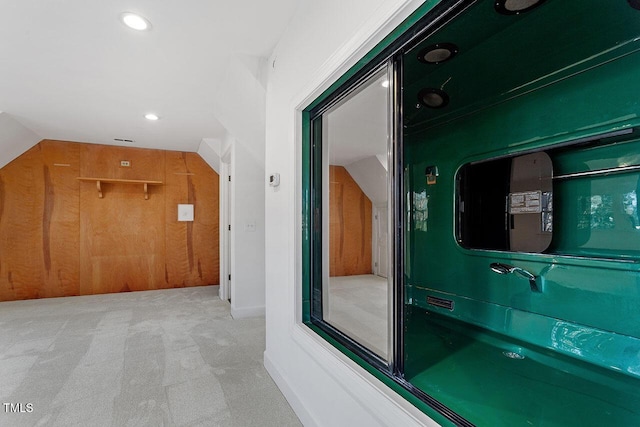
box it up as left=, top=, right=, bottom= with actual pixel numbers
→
left=409, top=286, right=640, bottom=379
left=405, top=308, right=640, bottom=426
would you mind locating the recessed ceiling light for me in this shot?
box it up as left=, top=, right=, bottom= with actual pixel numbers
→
left=418, top=88, right=449, bottom=109
left=381, top=80, right=390, bottom=88
left=120, top=12, right=151, bottom=31
left=495, top=0, right=545, bottom=15
left=144, top=113, right=159, bottom=121
left=418, top=43, right=459, bottom=64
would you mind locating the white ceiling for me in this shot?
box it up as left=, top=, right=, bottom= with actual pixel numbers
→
left=0, top=0, right=299, bottom=152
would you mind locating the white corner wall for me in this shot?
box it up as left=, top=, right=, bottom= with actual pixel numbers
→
left=209, top=55, right=267, bottom=318
left=345, top=156, right=388, bottom=206
left=0, top=112, right=41, bottom=169
left=196, top=138, right=222, bottom=174
left=264, top=0, right=441, bottom=426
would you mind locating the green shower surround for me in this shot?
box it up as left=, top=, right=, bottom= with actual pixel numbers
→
left=403, top=1, right=640, bottom=350
left=403, top=0, right=640, bottom=423
left=303, top=0, right=640, bottom=425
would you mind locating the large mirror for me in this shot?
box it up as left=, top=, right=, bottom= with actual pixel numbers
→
left=318, top=66, right=392, bottom=359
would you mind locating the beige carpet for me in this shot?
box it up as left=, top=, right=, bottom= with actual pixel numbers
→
left=0, top=286, right=301, bottom=427
left=326, top=275, right=388, bottom=358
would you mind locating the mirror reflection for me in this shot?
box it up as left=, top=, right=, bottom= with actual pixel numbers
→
left=457, top=152, right=553, bottom=253
left=322, top=68, right=391, bottom=358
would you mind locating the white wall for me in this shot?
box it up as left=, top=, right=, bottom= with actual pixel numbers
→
left=263, top=0, right=441, bottom=425
left=208, top=56, right=267, bottom=318
left=0, top=112, right=41, bottom=169
left=229, top=133, right=266, bottom=318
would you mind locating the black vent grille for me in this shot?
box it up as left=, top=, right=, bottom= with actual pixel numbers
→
left=427, top=296, right=454, bottom=311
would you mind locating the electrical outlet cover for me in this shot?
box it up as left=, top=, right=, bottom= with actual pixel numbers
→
left=178, top=204, right=194, bottom=221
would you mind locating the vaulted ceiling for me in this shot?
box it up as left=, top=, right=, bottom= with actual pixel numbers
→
left=0, top=0, right=299, bottom=152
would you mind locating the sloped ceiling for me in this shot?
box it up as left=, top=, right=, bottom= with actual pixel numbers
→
left=345, top=156, right=387, bottom=206
left=326, top=70, right=388, bottom=206
left=326, top=71, right=388, bottom=167
left=0, top=0, right=299, bottom=152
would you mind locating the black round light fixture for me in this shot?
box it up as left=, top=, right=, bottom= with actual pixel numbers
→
left=418, top=43, right=459, bottom=64
left=495, top=0, right=546, bottom=15
left=629, top=0, right=640, bottom=10
left=418, top=88, right=449, bottom=109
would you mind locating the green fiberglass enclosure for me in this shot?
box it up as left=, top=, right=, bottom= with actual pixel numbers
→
left=304, top=0, right=640, bottom=425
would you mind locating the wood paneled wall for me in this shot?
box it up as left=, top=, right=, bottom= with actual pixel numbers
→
left=0, top=140, right=219, bottom=301
left=329, top=166, right=372, bottom=277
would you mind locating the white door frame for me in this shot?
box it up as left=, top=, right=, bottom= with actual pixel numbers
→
left=373, top=204, right=388, bottom=278
left=219, top=148, right=232, bottom=302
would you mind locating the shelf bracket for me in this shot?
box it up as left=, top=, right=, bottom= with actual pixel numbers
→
left=77, top=177, right=162, bottom=199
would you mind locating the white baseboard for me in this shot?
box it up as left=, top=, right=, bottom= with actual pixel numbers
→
left=264, top=351, right=318, bottom=427
left=230, top=304, right=265, bottom=319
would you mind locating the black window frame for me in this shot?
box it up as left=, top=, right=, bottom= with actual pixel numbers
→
left=302, top=1, right=479, bottom=425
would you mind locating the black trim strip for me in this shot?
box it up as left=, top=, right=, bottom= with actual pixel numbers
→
left=392, top=52, right=405, bottom=378
left=309, top=116, right=324, bottom=322
left=312, top=318, right=390, bottom=371
left=398, top=379, right=476, bottom=427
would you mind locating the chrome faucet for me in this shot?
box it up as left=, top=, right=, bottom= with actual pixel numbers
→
left=489, top=263, right=542, bottom=292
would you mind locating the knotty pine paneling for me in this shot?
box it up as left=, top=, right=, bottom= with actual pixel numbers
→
left=0, top=140, right=219, bottom=301
left=329, top=166, right=372, bottom=277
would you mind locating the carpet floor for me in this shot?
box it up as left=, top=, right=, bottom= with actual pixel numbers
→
left=0, top=286, right=301, bottom=427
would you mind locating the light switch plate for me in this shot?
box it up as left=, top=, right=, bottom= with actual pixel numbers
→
left=178, top=204, right=194, bottom=222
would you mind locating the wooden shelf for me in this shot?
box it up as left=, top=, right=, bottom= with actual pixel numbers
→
left=77, top=177, right=163, bottom=199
